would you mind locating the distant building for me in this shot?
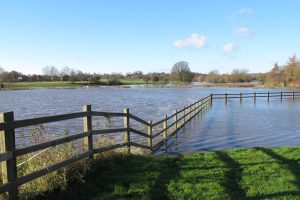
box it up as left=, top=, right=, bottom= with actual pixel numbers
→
left=18, top=75, right=28, bottom=81
left=36, top=75, right=42, bottom=81
left=60, top=75, right=69, bottom=81
left=28, top=74, right=42, bottom=81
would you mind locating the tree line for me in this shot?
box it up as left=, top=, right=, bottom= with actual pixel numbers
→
left=264, top=55, right=300, bottom=87
left=1, top=56, right=300, bottom=86
left=192, top=55, right=300, bottom=86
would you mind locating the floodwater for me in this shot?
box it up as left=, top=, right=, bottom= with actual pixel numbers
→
left=0, top=87, right=299, bottom=151
left=157, top=97, right=300, bottom=154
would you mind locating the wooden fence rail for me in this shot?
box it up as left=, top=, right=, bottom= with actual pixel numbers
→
left=0, top=91, right=299, bottom=199
left=212, top=91, right=300, bottom=102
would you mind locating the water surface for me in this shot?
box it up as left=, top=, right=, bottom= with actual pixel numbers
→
left=0, top=87, right=299, bottom=151
left=158, top=97, right=300, bottom=153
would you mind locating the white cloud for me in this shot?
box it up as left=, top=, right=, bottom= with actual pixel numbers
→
left=223, top=43, right=237, bottom=53
left=235, top=27, right=253, bottom=37
left=237, top=8, right=253, bottom=15
left=173, top=33, right=208, bottom=49
left=230, top=8, right=253, bottom=20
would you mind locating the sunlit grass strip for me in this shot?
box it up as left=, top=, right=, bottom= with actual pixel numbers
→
left=38, top=146, right=300, bottom=200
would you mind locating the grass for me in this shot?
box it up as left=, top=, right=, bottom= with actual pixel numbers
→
left=1, top=81, right=101, bottom=89
left=32, top=146, right=300, bottom=200
left=0, top=80, right=185, bottom=90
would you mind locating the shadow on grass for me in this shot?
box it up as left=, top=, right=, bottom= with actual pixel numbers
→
left=248, top=191, right=300, bottom=200
left=37, top=154, right=181, bottom=200
left=148, top=155, right=182, bottom=200
left=215, top=151, right=247, bottom=199
left=254, top=147, right=300, bottom=199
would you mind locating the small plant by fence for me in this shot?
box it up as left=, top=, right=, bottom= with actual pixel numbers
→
left=0, top=91, right=299, bottom=199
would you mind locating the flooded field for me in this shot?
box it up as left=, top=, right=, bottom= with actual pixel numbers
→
left=0, top=87, right=299, bottom=151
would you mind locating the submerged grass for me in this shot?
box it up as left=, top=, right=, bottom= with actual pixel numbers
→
left=29, top=146, right=300, bottom=200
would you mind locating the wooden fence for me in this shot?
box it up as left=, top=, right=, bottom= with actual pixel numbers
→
left=0, top=95, right=212, bottom=199
left=212, top=91, right=300, bottom=102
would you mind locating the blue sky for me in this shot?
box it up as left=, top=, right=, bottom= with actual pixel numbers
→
left=0, top=0, right=299, bottom=74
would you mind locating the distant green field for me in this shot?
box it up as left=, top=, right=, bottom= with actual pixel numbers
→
left=1, top=80, right=185, bottom=90
left=3, top=81, right=77, bottom=88
left=40, top=146, right=300, bottom=200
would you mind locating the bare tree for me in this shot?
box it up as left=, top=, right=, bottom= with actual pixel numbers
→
left=206, top=70, right=221, bottom=83
left=60, top=66, right=73, bottom=76
left=42, top=66, right=59, bottom=76
left=171, top=61, right=193, bottom=82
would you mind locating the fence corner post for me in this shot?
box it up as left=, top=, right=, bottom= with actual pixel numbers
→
left=0, top=112, right=19, bottom=200
left=123, top=108, right=130, bottom=154
left=210, top=93, right=213, bottom=105
left=83, top=105, right=93, bottom=160
left=147, top=121, right=153, bottom=152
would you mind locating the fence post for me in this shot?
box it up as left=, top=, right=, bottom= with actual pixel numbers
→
left=200, top=99, right=203, bottom=111
left=268, top=92, right=270, bottom=101
left=210, top=94, right=213, bottom=105
left=83, top=105, right=93, bottom=160
left=254, top=92, right=256, bottom=102
left=240, top=93, right=242, bottom=103
left=183, top=106, right=186, bottom=125
left=293, top=91, right=295, bottom=100
left=123, top=108, right=130, bottom=154
left=163, top=115, right=168, bottom=148
left=148, top=121, right=153, bottom=152
left=174, top=110, right=178, bottom=132
left=0, top=112, right=18, bottom=200
left=189, top=104, right=192, bottom=119
left=281, top=91, right=283, bottom=101
left=225, top=93, right=228, bottom=104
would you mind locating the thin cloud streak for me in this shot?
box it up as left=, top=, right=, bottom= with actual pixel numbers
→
left=223, top=43, right=237, bottom=53
left=235, top=27, right=254, bottom=37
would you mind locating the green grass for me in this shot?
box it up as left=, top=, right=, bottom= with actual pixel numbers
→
left=1, top=80, right=186, bottom=90
left=37, top=146, right=300, bottom=200
left=2, top=81, right=104, bottom=89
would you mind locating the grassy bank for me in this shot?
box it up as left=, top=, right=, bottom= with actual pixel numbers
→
left=0, top=80, right=183, bottom=90
left=1, top=81, right=102, bottom=90
left=34, top=146, right=300, bottom=200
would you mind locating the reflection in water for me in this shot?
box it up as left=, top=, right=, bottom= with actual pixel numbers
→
left=158, top=97, right=300, bottom=154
